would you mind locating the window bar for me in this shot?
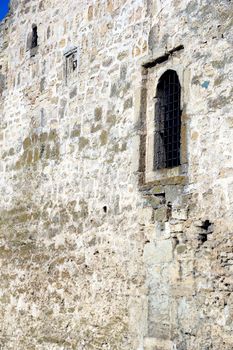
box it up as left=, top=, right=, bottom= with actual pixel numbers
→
left=155, top=70, right=181, bottom=169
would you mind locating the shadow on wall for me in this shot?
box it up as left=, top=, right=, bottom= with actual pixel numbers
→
left=0, top=0, right=10, bottom=21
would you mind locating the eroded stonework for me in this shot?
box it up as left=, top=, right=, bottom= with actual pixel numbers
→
left=0, top=0, right=233, bottom=349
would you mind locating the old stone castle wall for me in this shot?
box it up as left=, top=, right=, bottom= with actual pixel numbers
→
left=0, top=0, right=232, bottom=349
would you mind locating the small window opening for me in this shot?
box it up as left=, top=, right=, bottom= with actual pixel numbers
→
left=197, top=220, right=213, bottom=245
left=154, top=70, right=181, bottom=169
left=64, top=47, right=78, bottom=83
left=200, top=220, right=212, bottom=231
left=72, top=56, right=78, bottom=71
left=103, top=206, right=108, bottom=213
left=31, top=25, right=38, bottom=49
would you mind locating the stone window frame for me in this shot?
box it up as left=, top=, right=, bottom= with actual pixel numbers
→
left=138, top=47, right=189, bottom=186
left=64, top=46, right=78, bottom=85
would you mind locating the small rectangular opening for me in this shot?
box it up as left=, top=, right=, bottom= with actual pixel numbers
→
left=64, top=47, right=78, bottom=84
left=31, top=26, right=38, bottom=49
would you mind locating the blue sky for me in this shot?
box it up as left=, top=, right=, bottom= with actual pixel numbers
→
left=0, top=0, right=10, bottom=21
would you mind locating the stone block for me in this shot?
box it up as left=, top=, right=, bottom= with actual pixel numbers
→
left=172, top=208, right=188, bottom=220
left=144, top=239, right=173, bottom=265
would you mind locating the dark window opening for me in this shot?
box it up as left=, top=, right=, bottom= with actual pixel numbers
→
left=154, top=70, right=181, bottom=169
left=197, top=220, right=213, bottom=245
left=200, top=220, right=212, bottom=231
left=72, top=54, right=78, bottom=71
left=31, top=25, right=38, bottom=49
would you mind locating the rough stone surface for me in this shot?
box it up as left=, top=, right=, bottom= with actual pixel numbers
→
left=0, top=0, right=233, bottom=349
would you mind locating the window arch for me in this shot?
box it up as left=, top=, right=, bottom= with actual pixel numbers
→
left=154, top=70, right=181, bottom=169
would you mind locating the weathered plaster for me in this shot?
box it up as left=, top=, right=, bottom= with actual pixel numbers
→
left=0, top=0, right=233, bottom=349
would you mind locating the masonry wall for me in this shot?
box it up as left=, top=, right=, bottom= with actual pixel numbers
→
left=0, top=0, right=232, bottom=349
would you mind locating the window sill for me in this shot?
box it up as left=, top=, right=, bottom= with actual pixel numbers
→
left=145, top=162, right=187, bottom=183
left=30, top=46, right=38, bottom=57
left=140, top=164, right=188, bottom=192
left=139, top=175, right=188, bottom=192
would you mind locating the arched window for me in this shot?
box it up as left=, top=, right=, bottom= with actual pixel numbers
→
left=154, top=70, right=181, bottom=169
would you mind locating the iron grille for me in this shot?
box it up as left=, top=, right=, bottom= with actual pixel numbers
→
left=154, top=70, right=181, bottom=169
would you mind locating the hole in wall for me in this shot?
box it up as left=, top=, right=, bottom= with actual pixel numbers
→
left=198, top=233, right=208, bottom=244
left=197, top=220, right=213, bottom=245
left=166, top=201, right=172, bottom=219
left=103, top=206, right=108, bottom=213
left=40, top=144, right=45, bottom=157
left=31, top=25, right=38, bottom=49
left=172, top=236, right=179, bottom=248
left=153, top=192, right=165, bottom=198
left=200, top=220, right=212, bottom=231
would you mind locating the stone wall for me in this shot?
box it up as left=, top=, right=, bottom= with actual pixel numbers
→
left=0, top=0, right=232, bottom=349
